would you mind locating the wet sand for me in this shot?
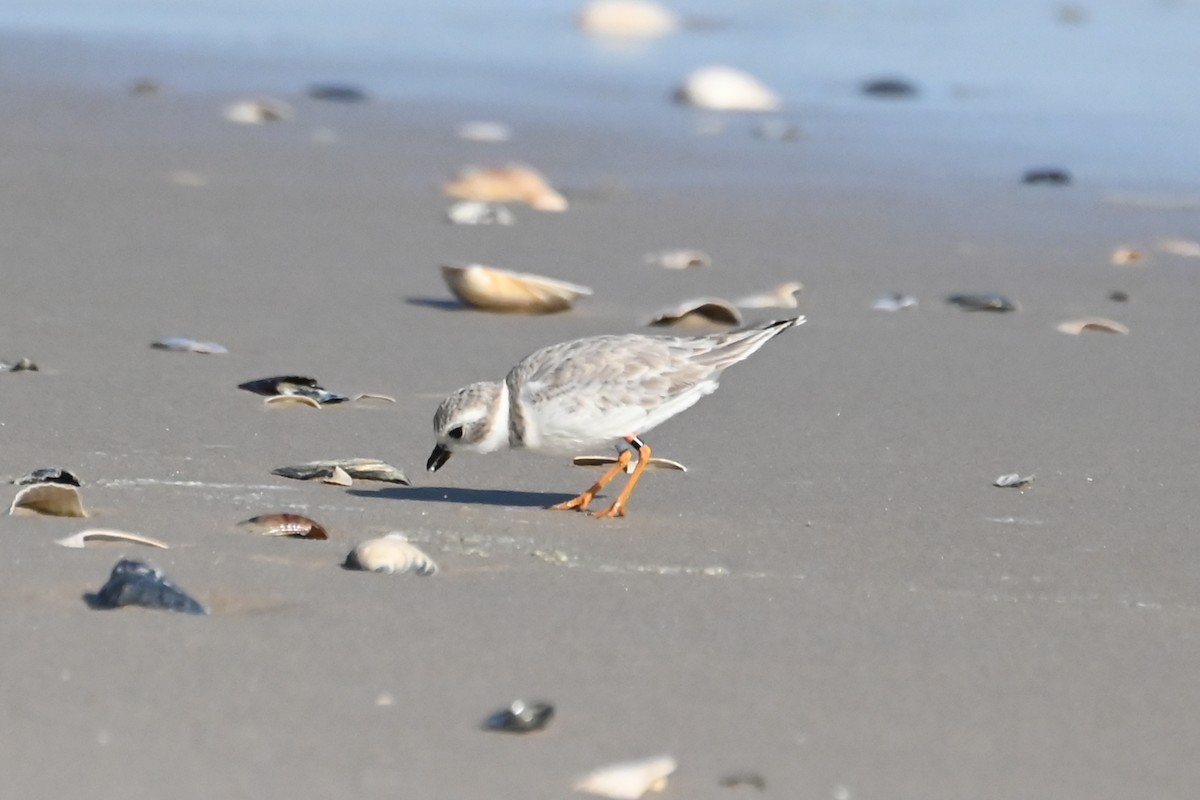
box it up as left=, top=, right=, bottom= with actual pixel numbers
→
left=2, top=32, right=1200, bottom=800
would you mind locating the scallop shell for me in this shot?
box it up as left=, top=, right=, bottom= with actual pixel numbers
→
left=577, top=0, right=679, bottom=38
left=443, top=164, right=567, bottom=211
left=57, top=529, right=169, bottom=549
left=646, top=297, right=742, bottom=327
left=223, top=98, right=293, bottom=124
left=644, top=249, right=711, bottom=269
left=9, top=484, right=87, bottom=517
left=441, top=264, right=592, bottom=313
left=344, top=534, right=438, bottom=575
left=1056, top=318, right=1129, bottom=335
left=573, top=455, right=687, bottom=474
left=237, top=513, right=329, bottom=540
left=675, top=66, right=781, bottom=112
left=735, top=281, right=803, bottom=309
left=573, top=755, right=677, bottom=800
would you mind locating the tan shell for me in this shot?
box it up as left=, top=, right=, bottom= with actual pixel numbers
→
left=9, top=484, right=87, bottom=517
left=644, top=249, right=711, bottom=269
left=345, top=534, right=437, bottom=575
left=1110, top=246, right=1145, bottom=265
left=1056, top=318, right=1130, bottom=335
left=1157, top=238, right=1200, bottom=257
left=577, top=0, right=679, bottom=38
left=237, top=514, right=329, bottom=540
left=56, top=529, right=169, bottom=549
left=441, top=264, right=593, bottom=313
left=223, top=98, right=294, bottom=124
left=573, top=755, right=677, bottom=800
left=735, top=281, right=804, bottom=309
left=676, top=66, right=781, bottom=112
left=646, top=297, right=742, bottom=327
left=264, top=395, right=322, bottom=409
left=443, top=164, right=567, bottom=211
left=573, top=455, right=687, bottom=473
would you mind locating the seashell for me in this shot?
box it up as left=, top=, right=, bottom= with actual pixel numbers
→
left=272, top=458, right=410, bottom=485
left=946, top=293, right=1018, bottom=312
left=57, top=529, right=169, bottom=549
left=0, top=357, right=38, bottom=371
left=446, top=201, right=515, bottom=226
left=994, top=473, right=1035, bottom=489
left=1110, top=246, right=1145, bottom=265
left=577, top=0, right=679, bottom=38
left=1157, top=238, right=1200, bottom=258
left=573, top=755, right=677, bottom=800
left=873, top=292, right=918, bottom=311
left=237, top=513, right=329, bottom=540
left=644, top=249, right=711, bottom=269
left=9, top=484, right=87, bottom=517
left=223, top=98, right=294, bottom=124
left=456, top=121, right=512, bottom=142
left=1108, top=290, right=1129, bottom=303
left=441, top=264, right=593, bottom=313
left=87, top=558, right=208, bottom=615
left=1056, top=317, right=1129, bottom=335
left=646, top=297, right=742, bottom=327
left=861, top=77, right=920, bottom=98
left=573, top=455, right=687, bottom=474
left=14, top=467, right=81, bottom=486
left=306, top=83, right=368, bottom=103
left=735, top=281, right=804, bottom=309
left=264, top=395, right=322, bottom=409
left=443, top=164, right=568, bottom=211
left=718, top=773, right=767, bottom=790
left=322, top=466, right=354, bottom=486
left=344, top=533, right=437, bottom=575
left=1021, top=168, right=1071, bottom=186
left=352, top=393, right=396, bottom=403
left=483, top=700, right=555, bottom=733
left=151, top=337, right=228, bottom=354
left=675, top=66, right=781, bottom=112
left=238, top=376, right=350, bottom=404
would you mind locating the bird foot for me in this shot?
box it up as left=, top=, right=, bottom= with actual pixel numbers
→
left=549, top=493, right=592, bottom=512
left=590, top=502, right=626, bottom=519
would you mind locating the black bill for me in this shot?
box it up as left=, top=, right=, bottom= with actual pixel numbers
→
left=427, top=444, right=452, bottom=472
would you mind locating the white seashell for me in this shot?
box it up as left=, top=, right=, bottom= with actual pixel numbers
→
left=646, top=297, right=742, bottom=327
left=736, top=281, right=803, bottom=309
left=994, top=473, right=1035, bottom=488
left=57, top=529, right=169, bottom=549
left=1156, top=238, right=1200, bottom=258
left=9, top=484, right=88, bottom=517
left=444, top=164, right=567, bottom=212
left=675, top=66, right=781, bottom=112
left=644, top=249, right=711, bottom=269
left=441, top=264, right=593, bottom=313
left=573, top=455, right=687, bottom=473
left=151, top=337, right=228, bottom=354
left=573, top=755, right=677, bottom=800
left=322, top=466, right=354, bottom=486
left=446, top=201, right=515, bottom=226
left=223, top=98, right=294, bottom=125
left=345, top=533, right=438, bottom=575
left=577, top=0, right=679, bottom=38
left=264, top=394, right=322, bottom=409
left=1056, top=317, right=1129, bottom=335
left=456, top=121, right=512, bottom=143
left=873, top=292, right=918, bottom=311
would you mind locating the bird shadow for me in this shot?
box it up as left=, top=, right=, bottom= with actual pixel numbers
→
left=405, top=296, right=469, bottom=311
left=347, top=485, right=576, bottom=508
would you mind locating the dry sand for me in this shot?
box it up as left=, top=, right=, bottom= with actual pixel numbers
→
left=2, top=32, right=1200, bottom=800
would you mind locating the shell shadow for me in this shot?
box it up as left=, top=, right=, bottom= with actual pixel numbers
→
left=347, top=485, right=575, bottom=508
left=405, top=297, right=469, bottom=311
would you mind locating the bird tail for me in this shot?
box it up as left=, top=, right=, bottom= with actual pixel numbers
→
left=694, top=316, right=805, bottom=370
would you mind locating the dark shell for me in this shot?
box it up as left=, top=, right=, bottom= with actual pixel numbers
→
left=87, top=559, right=208, bottom=615
left=14, top=467, right=81, bottom=487
left=861, top=77, right=919, bottom=98
left=237, top=513, right=329, bottom=540
left=272, top=458, right=410, bottom=485
left=483, top=700, right=555, bottom=733
left=0, top=357, right=38, bottom=372
left=946, top=293, right=1018, bottom=312
left=1109, top=290, right=1129, bottom=302
left=1021, top=168, right=1071, bottom=186
left=306, top=84, right=368, bottom=103
left=238, top=376, right=349, bottom=404
left=719, top=772, right=767, bottom=790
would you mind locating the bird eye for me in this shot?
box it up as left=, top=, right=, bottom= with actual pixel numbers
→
left=448, top=426, right=464, bottom=440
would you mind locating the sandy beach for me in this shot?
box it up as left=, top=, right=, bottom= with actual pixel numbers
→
left=2, top=9, right=1200, bottom=799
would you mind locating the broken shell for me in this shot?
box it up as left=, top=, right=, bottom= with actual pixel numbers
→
left=573, top=455, right=687, bottom=474
left=946, top=293, right=1018, bottom=312
left=272, top=459, right=410, bottom=485
left=237, top=513, right=329, bottom=540
left=443, top=164, right=567, bottom=211
left=87, top=559, right=208, bottom=615
left=1056, top=317, right=1129, bottom=335
left=456, top=121, right=512, bottom=142
left=264, top=395, right=322, bottom=409
left=573, top=755, right=677, bottom=800
left=238, top=376, right=350, bottom=404
left=1157, top=238, right=1200, bottom=258
left=873, top=292, right=918, bottom=311
left=14, top=467, right=81, bottom=486
left=484, top=700, right=556, bottom=733
left=9, top=484, right=87, bottom=517
left=322, top=466, right=354, bottom=486
left=441, top=264, right=593, bottom=313
left=1022, top=168, right=1071, bottom=185
left=0, top=357, right=38, bottom=371
left=735, top=281, right=803, bottom=309
left=446, top=201, right=515, bottom=226
left=994, top=473, right=1035, bottom=488
left=577, top=0, right=679, bottom=38
left=306, top=83, right=368, bottom=103
left=151, top=337, right=228, bottom=354
left=675, top=66, right=781, bottom=112
left=223, top=98, right=294, bottom=124
left=644, top=249, right=711, bottom=269
left=646, top=297, right=742, bottom=327
left=352, top=393, right=396, bottom=403
left=57, top=529, right=169, bottom=549
left=344, top=533, right=437, bottom=575
left=1110, top=246, right=1145, bottom=265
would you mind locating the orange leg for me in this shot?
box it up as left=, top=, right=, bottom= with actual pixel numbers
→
left=592, top=441, right=652, bottom=519
left=550, top=449, right=632, bottom=512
